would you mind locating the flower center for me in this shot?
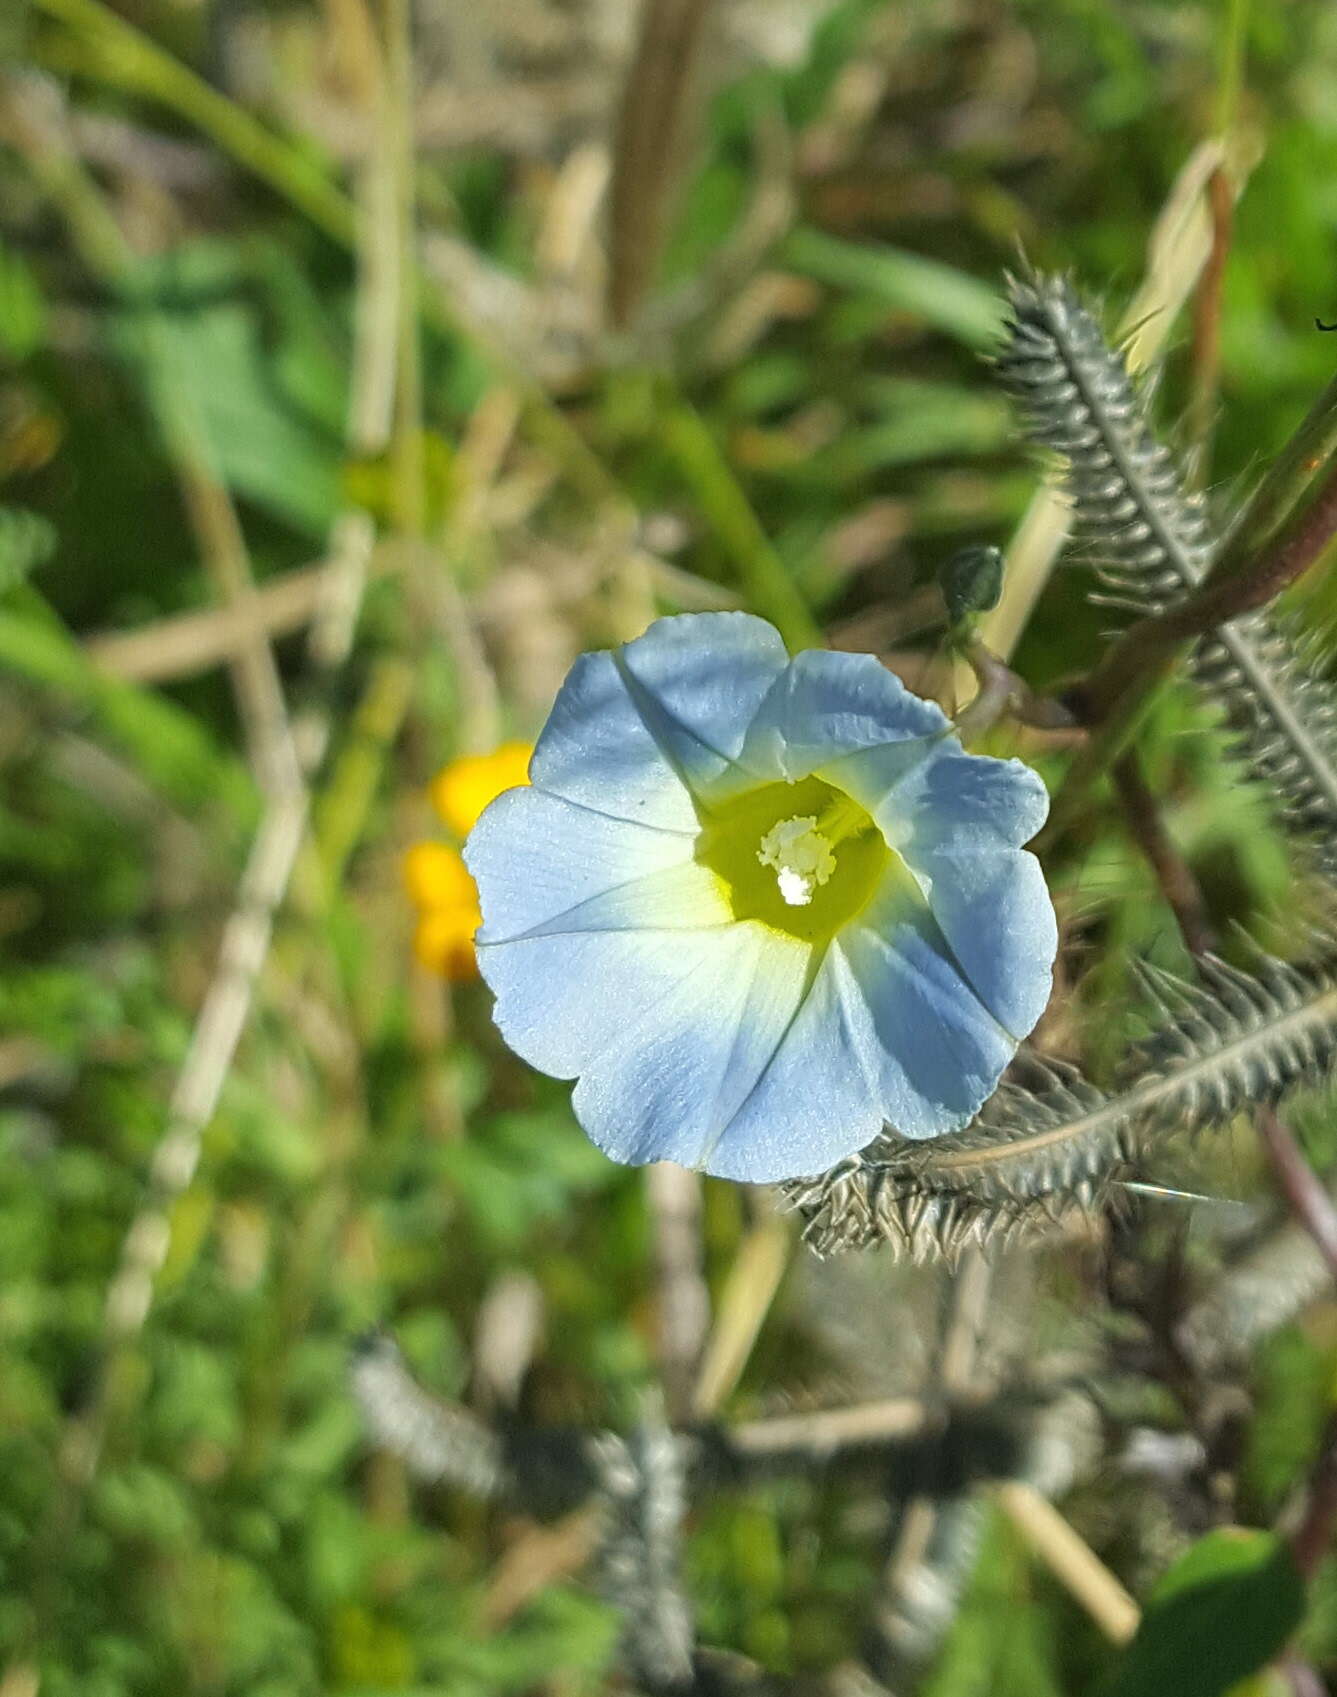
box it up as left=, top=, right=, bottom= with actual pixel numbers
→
left=695, top=777, right=895, bottom=945
left=756, top=816, right=835, bottom=906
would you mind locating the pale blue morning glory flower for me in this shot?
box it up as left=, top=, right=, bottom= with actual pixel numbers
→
left=464, top=613, right=1057, bottom=1184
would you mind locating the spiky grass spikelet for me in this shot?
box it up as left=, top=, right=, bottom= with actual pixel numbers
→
left=785, top=1063, right=1116, bottom=1259
left=996, top=273, right=1216, bottom=603
left=784, top=943, right=1337, bottom=1258
left=996, top=272, right=1337, bottom=869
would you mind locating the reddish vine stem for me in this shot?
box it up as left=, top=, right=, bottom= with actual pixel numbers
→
left=1282, top=1657, right=1328, bottom=1697
left=952, top=636, right=1082, bottom=744
left=1045, top=455, right=1337, bottom=844
left=1251, top=1110, right=1337, bottom=1593
left=1255, top=1108, right=1337, bottom=1288
left=1092, top=455, right=1337, bottom=719
left=1110, top=752, right=1216, bottom=960
left=1289, top=1410, right=1337, bottom=1581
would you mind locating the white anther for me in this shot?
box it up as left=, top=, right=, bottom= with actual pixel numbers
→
left=757, top=816, right=837, bottom=907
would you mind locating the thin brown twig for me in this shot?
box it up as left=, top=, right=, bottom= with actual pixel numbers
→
left=1111, top=751, right=1216, bottom=959
left=994, top=1480, right=1141, bottom=1644
left=1254, top=1108, right=1337, bottom=1286
left=606, top=0, right=714, bottom=329
left=97, top=786, right=309, bottom=1358
left=428, top=387, right=516, bottom=753
left=728, top=1396, right=941, bottom=1463
left=173, top=463, right=302, bottom=796
left=1289, top=1410, right=1337, bottom=1582
left=690, top=1201, right=791, bottom=1419
left=83, top=556, right=373, bottom=683
left=81, top=542, right=732, bottom=686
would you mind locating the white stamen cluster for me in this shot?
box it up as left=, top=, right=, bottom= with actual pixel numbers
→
left=757, top=816, right=837, bottom=907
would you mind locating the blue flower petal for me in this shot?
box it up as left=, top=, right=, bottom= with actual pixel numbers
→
left=741, top=649, right=949, bottom=784
left=468, top=780, right=758, bottom=1104
left=477, top=918, right=819, bottom=1173
left=818, top=740, right=1056, bottom=1038
left=569, top=926, right=820, bottom=1172
left=529, top=612, right=789, bottom=828
left=833, top=880, right=1020, bottom=1140
left=818, top=737, right=1046, bottom=850
left=467, top=786, right=722, bottom=946
left=475, top=926, right=746, bottom=1085
left=906, top=844, right=1056, bottom=1042
left=701, top=897, right=1020, bottom=1180
left=689, top=945, right=886, bottom=1182
left=899, top=745, right=1051, bottom=853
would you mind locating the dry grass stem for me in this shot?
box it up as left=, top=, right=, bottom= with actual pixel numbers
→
left=691, top=1206, right=793, bottom=1419
left=994, top=1481, right=1141, bottom=1644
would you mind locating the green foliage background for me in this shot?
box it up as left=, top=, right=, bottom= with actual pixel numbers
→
left=3, top=0, right=1337, bottom=1692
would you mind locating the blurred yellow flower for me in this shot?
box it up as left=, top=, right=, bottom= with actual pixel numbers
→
left=406, top=745, right=532, bottom=980
left=412, top=897, right=481, bottom=981
left=431, top=741, right=533, bottom=838
left=403, top=841, right=476, bottom=911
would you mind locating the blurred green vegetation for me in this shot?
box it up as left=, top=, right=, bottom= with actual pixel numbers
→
left=3, top=0, right=1337, bottom=1692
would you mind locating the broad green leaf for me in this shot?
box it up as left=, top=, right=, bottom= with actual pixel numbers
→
left=1102, top=1529, right=1305, bottom=1697
left=112, top=242, right=346, bottom=537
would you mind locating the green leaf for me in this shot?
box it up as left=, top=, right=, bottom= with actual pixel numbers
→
left=1244, top=1329, right=1337, bottom=1513
left=0, top=589, right=252, bottom=817
left=807, top=388, right=1012, bottom=483
left=1102, top=1529, right=1305, bottom=1697
left=112, top=242, right=346, bottom=537
left=781, top=227, right=1005, bottom=350
left=0, top=507, right=57, bottom=592
left=0, top=243, right=47, bottom=358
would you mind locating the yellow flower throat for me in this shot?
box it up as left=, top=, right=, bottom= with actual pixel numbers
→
left=695, top=777, right=892, bottom=945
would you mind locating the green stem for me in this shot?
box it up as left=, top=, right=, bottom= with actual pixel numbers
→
left=1215, top=0, right=1250, bottom=137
